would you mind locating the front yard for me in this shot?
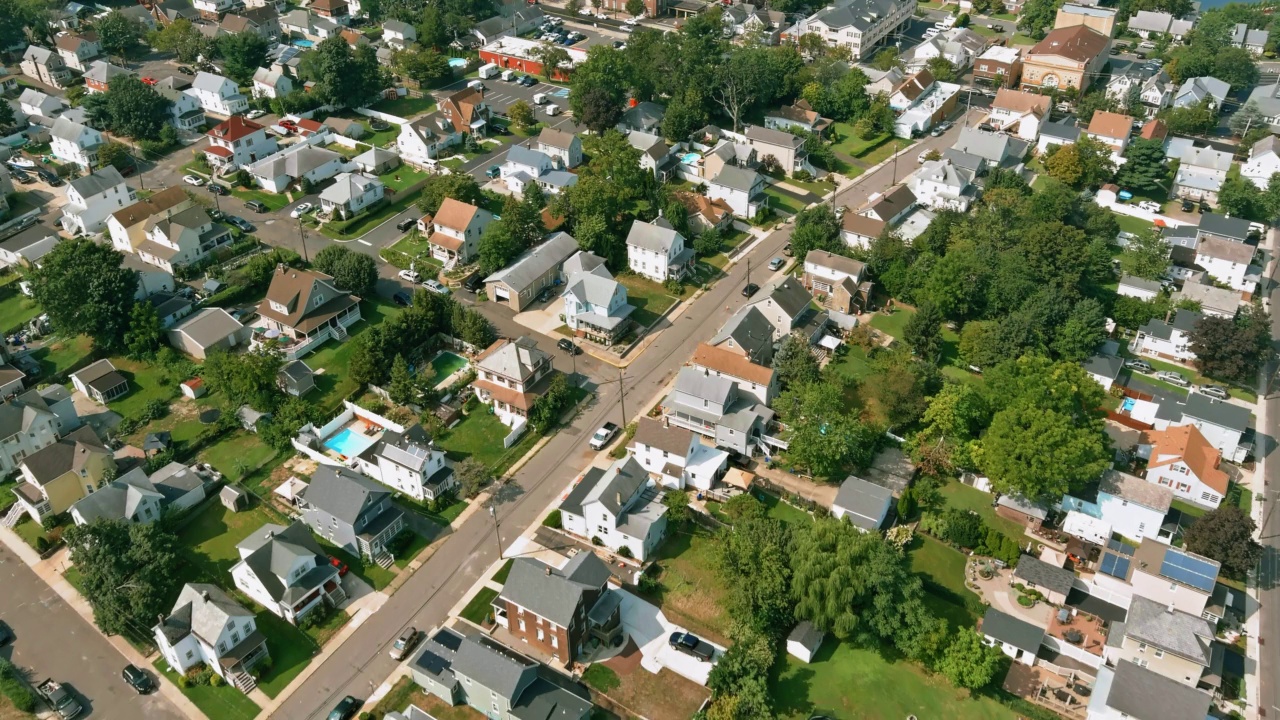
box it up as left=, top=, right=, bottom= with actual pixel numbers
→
left=368, top=676, right=485, bottom=720
left=153, top=660, right=261, bottom=720
left=764, top=186, right=808, bottom=215
left=230, top=186, right=290, bottom=212
left=459, top=586, right=499, bottom=625
left=831, top=127, right=892, bottom=158
left=378, top=165, right=430, bottom=193
left=617, top=273, right=680, bottom=327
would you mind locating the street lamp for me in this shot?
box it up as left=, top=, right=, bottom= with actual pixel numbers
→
left=488, top=503, right=502, bottom=559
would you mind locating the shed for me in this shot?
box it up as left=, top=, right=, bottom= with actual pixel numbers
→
left=1013, top=554, right=1075, bottom=605
left=237, top=405, right=271, bottom=432
left=277, top=360, right=315, bottom=397
left=180, top=377, right=206, bottom=399
left=981, top=607, right=1044, bottom=665
left=70, top=359, right=129, bottom=404
left=274, top=476, right=310, bottom=505
left=219, top=484, right=249, bottom=512
left=831, top=475, right=893, bottom=531
left=143, top=431, right=172, bottom=456
left=995, top=493, right=1050, bottom=530
left=786, top=621, right=825, bottom=663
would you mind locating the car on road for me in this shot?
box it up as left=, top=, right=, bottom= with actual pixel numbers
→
left=36, top=679, right=82, bottom=720
left=0, top=620, right=12, bottom=646
left=208, top=183, right=229, bottom=195
left=328, top=696, right=360, bottom=720
left=669, top=632, right=714, bottom=661
left=486, top=164, right=502, bottom=178
left=589, top=422, right=620, bottom=450
left=393, top=290, right=413, bottom=307
left=245, top=200, right=268, bottom=213
left=742, top=282, right=759, bottom=297
left=290, top=202, right=314, bottom=218
left=389, top=628, right=420, bottom=661
left=1124, top=359, right=1154, bottom=373
left=396, top=217, right=417, bottom=232
left=556, top=337, right=580, bottom=354
left=328, top=555, right=350, bottom=576
left=423, top=279, right=450, bottom=295
left=782, top=243, right=792, bottom=256
left=208, top=208, right=225, bottom=222
left=225, top=216, right=254, bottom=232
left=140, top=76, right=157, bottom=85
left=398, top=269, right=421, bottom=283
left=245, top=108, right=266, bottom=119
left=182, top=174, right=205, bottom=186
left=1199, top=385, right=1230, bottom=400
left=768, top=256, right=785, bottom=271
left=122, top=665, right=154, bottom=694
left=177, top=65, right=194, bottom=75
left=1155, top=370, right=1191, bottom=387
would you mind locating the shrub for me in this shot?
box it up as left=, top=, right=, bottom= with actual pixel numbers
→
left=663, top=278, right=683, bottom=295
left=591, top=535, right=604, bottom=546
left=1016, top=595, right=1035, bottom=607
left=955, top=12, right=969, bottom=26
left=793, top=169, right=813, bottom=182
left=896, top=488, right=916, bottom=520
left=543, top=510, right=562, bottom=529
left=583, top=664, right=621, bottom=692
left=618, top=545, right=633, bottom=559
left=0, top=659, right=36, bottom=712
left=34, top=536, right=49, bottom=553
left=209, top=673, right=224, bottom=688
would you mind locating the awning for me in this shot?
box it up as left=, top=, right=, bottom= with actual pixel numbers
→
left=818, top=334, right=842, bottom=350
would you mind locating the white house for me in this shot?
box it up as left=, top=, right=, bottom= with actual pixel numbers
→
left=1232, top=22, right=1269, bottom=55
left=558, top=456, right=668, bottom=561
left=1242, top=134, right=1280, bottom=189
left=135, top=205, right=232, bottom=273
left=665, top=365, right=775, bottom=455
left=534, top=126, right=583, bottom=169
left=320, top=172, right=385, bottom=218
left=832, top=475, right=893, bottom=531
left=1142, top=424, right=1228, bottom=509
left=1088, top=661, right=1212, bottom=720
left=628, top=416, right=728, bottom=491
left=231, top=521, right=346, bottom=624
left=185, top=71, right=250, bottom=116
left=60, top=166, right=135, bottom=236
left=49, top=116, right=103, bottom=169
left=901, top=28, right=986, bottom=72
left=911, top=158, right=975, bottom=211
left=53, top=32, right=100, bottom=71
left=1127, top=10, right=1194, bottom=39
left=706, top=165, right=767, bottom=219
left=1128, top=539, right=1220, bottom=617
left=689, top=341, right=778, bottom=405
left=783, top=0, right=915, bottom=59
left=427, top=198, right=493, bottom=265
left=1132, top=309, right=1201, bottom=362
left=472, top=336, right=554, bottom=427
left=205, top=115, right=278, bottom=171
left=562, top=261, right=634, bottom=346
left=745, top=124, right=809, bottom=173
left=19, top=88, right=61, bottom=118
left=501, top=144, right=555, bottom=194
left=382, top=19, right=416, bottom=47
left=396, top=115, right=462, bottom=167
left=1172, top=145, right=1233, bottom=204
left=334, top=412, right=457, bottom=503
left=251, top=67, right=293, bottom=99
left=1173, top=76, right=1229, bottom=110
left=626, top=218, right=693, bottom=283
left=154, top=584, right=268, bottom=693
left=247, top=144, right=344, bottom=194
left=1097, top=470, right=1173, bottom=542
left=1195, top=236, right=1258, bottom=296
left=1178, top=391, right=1251, bottom=463
left=986, top=88, right=1050, bottom=141
left=0, top=389, right=66, bottom=479
left=157, top=83, right=206, bottom=132
left=1117, top=275, right=1161, bottom=301
left=981, top=608, right=1044, bottom=667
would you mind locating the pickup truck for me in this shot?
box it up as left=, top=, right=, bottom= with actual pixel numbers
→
left=589, top=422, right=620, bottom=451
left=36, top=679, right=83, bottom=719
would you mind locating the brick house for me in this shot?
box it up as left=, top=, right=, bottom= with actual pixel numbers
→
left=491, top=552, right=622, bottom=667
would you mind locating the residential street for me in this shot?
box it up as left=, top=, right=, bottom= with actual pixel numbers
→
left=0, top=543, right=185, bottom=720
left=1257, top=226, right=1280, bottom=718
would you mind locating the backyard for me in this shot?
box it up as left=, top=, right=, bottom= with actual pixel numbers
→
left=436, top=407, right=524, bottom=469
left=370, top=95, right=436, bottom=118
left=368, top=676, right=484, bottom=720
left=636, top=528, right=732, bottom=645
left=305, top=299, right=403, bottom=411
left=197, top=432, right=278, bottom=483
left=938, top=481, right=1027, bottom=539
left=30, top=334, right=93, bottom=379
left=378, top=165, right=430, bottom=193
left=105, top=357, right=180, bottom=419
left=0, top=284, right=41, bottom=334
left=617, top=274, right=679, bottom=327
left=908, top=533, right=982, bottom=629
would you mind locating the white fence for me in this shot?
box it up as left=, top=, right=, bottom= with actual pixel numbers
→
left=504, top=417, right=527, bottom=448
left=355, top=108, right=410, bottom=126
left=1095, top=188, right=1193, bottom=228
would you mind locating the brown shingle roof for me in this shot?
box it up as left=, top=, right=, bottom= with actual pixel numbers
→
left=110, top=186, right=189, bottom=229
left=993, top=88, right=1051, bottom=116
left=1088, top=110, right=1132, bottom=141
left=207, top=115, right=265, bottom=144
left=21, top=425, right=108, bottom=485
left=893, top=68, right=935, bottom=102
left=690, top=342, right=775, bottom=386
left=1147, top=425, right=1228, bottom=494
left=256, top=266, right=358, bottom=334
left=631, top=416, right=694, bottom=456
left=433, top=198, right=479, bottom=232
left=1029, top=25, right=1110, bottom=63
left=841, top=211, right=885, bottom=238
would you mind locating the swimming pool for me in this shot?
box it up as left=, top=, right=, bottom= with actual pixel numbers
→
left=324, top=427, right=378, bottom=458
left=291, top=39, right=314, bottom=47
left=430, top=351, right=469, bottom=384
left=448, top=57, right=468, bottom=68
left=680, top=152, right=700, bottom=165
left=1121, top=398, right=1136, bottom=412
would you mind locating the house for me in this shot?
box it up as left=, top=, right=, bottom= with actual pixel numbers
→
left=832, top=476, right=893, bottom=531
left=147, top=291, right=195, bottom=329
left=50, top=116, right=103, bottom=169
left=1231, top=22, right=1268, bottom=55
left=981, top=607, right=1045, bottom=666
left=709, top=306, right=777, bottom=364
left=1036, top=119, right=1081, bottom=153
left=677, top=192, right=735, bottom=234
left=1180, top=392, right=1250, bottom=463
left=0, top=66, right=16, bottom=94
left=60, top=166, right=135, bottom=236
left=996, top=494, right=1050, bottom=530
left=902, top=28, right=987, bottom=72
left=69, top=462, right=210, bottom=525
left=1088, top=660, right=1213, bottom=720
left=951, top=125, right=1030, bottom=168
left=535, top=127, right=583, bottom=169
left=973, top=45, right=1023, bottom=89
left=1197, top=213, right=1253, bottom=245
left=154, top=584, right=269, bottom=694
left=722, top=3, right=787, bottom=43
left=559, top=456, right=668, bottom=561
left=0, top=225, right=59, bottom=269
left=323, top=116, right=366, bottom=140
left=1103, top=595, right=1219, bottom=688
left=782, top=0, right=915, bottom=59
left=81, top=60, right=133, bottom=94
left=802, top=249, right=869, bottom=314
left=193, top=0, right=236, bottom=16
left=1083, top=353, right=1123, bottom=391
left=167, top=308, right=250, bottom=359
left=1143, top=424, right=1228, bottom=509
left=744, top=275, right=820, bottom=343
left=1172, top=146, right=1234, bottom=205
left=562, top=259, right=633, bottom=346
left=10, top=426, right=113, bottom=523
left=1195, top=236, right=1257, bottom=297
left=428, top=198, right=493, bottom=266
left=382, top=19, right=415, bottom=47
left=221, top=9, right=281, bottom=38
left=1127, top=540, right=1219, bottom=615
left=1245, top=81, right=1280, bottom=131
left=1175, top=282, right=1239, bottom=319
left=1133, top=309, right=1200, bottom=362
left=135, top=205, right=233, bottom=273
left=408, top=628, right=594, bottom=720
left=248, top=144, right=344, bottom=194
left=251, top=67, right=292, bottom=99
left=108, top=186, right=195, bottom=255
left=690, top=342, right=777, bottom=406
left=277, top=360, right=315, bottom=397
left=1105, top=60, right=1172, bottom=116
left=350, top=420, right=457, bottom=503
left=1173, top=76, right=1229, bottom=110
left=501, top=144, right=555, bottom=195
left=492, top=553, right=620, bottom=666
left=1118, top=275, right=1161, bottom=301
left=627, top=131, right=674, bottom=180
left=206, top=115, right=278, bottom=171
left=744, top=124, right=808, bottom=174
left=986, top=88, right=1049, bottom=140
left=298, top=465, right=406, bottom=561
left=764, top=100, right=832, bottom=135
left=911, top=157, right=976, bottom=211
left=154, top=79, right=205, bottom=132
left=255, top=265, right=362, bottom=359
left=706, top=165, right=767, bottom=219
left=473, top=337, right=555, bottom=427
left=0, top=390, right=65, bottom=478
left=629, top=416, right=729, bottom=491
left=310, top=0, right=350, bottom=24
left=619, top=101, right=665, bottom=133
left=0, top=364, right=25, bottom=398
left=438, top=87, right=490, bottom=137
left=70, top=359, right=129, bottom=404
left=19, top=88, right=62, bottom=119
left=20, top=45, right=72, bottom=88
left=1086, top=110, right=1132, bottom=157
left=485, top=232, right=579, bottom=312
left=1021, top=25, right=1110, bottom=92
left=1065, top=469, right=1173, bottom=543
left=1242, top=134, right=1280, bottom=189
left=664, top=365, right=775, bottom=455
left=186, top=72, right=249, bottom=116
left=700, top=133, right=756, bottom=181
left=1128, top=10, right=1193, bottom=39
left=352, top=147, right=399, bottom=175
left=626, top=218, right=692, bottom=283
left=320, top=173, right=385, bottom=218
left=231, top=521, right=346, bottom=624
left=1012, top=554, right=1074, bottom=604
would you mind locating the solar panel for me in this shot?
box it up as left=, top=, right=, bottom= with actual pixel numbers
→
left=1099, top=552, right=1132, bottom=578
left=1160, top=549, right=1217, bottom=592
left=1106, top=538, right=1135, bottom=556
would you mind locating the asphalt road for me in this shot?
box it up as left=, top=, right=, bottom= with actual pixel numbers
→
left=1258, top=226, right=1280, bottom=719
left=0, top=544, right=185, bottom=720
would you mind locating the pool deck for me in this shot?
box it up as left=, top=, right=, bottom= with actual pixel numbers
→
left=429, top=351, right=471, bottom=391
left=321, top=419, right=382, bottom=460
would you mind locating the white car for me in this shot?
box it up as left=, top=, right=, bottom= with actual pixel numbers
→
left=578, top=6, right=592, bottom=13
left=1137, top=200, right=1162, bottom=213
left=398, top=269, right=421, bottom=283
left=182, top=174, right=205, bottom=186
left=423, top=279, right=450, bottom=295
left=289, top=202, right=313, bottom=218
left=245, top=109, right=266, bottom=120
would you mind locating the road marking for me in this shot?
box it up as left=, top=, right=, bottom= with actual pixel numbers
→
left=358, top=239, right=371, bottom=246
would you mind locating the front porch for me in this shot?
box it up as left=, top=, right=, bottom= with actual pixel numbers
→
left=10, top=483, right=51, bottom=524
left=218, top=630, right=271, bottom=694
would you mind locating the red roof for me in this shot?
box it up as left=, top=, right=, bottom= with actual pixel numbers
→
left=205, top=145, right=233, bottom=158
left=297, top=118, right=323, bottom=134
left=207, top=115, right=265, bottom=144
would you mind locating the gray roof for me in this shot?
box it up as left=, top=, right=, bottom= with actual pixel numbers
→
left=1083, top=353, right=1123, bottom=380
left=833, top=476, right=893, bottom=530
left=70, top=469, right=164, bottom=523
left=745, top=124, right=805, bottom=149
left=249, top=144, right=340, bottom=181
left=625, top=218, right=683, bottom=254
left=1198, top=212, right=1252, bottom=241
left=320, top=172, right=382, bottom=205
left=383, top=19, right=414, bottom=34
left=352, top=146, right=396, bottom=168
left=1182, top=391, right=1250, bottom=431
left=191, top=70, right=233, bottom=93
left=711, top=306, right=774, bottom=356
left=952, top=126, right=1029, bottom=165
left=621, top=101, right=664, bottom=129
left=452, top=634, right=536, bottom=699
left=1013, top=555, right=1075, bottom=596
left=50, top=116, right=97, bottom=144
left=158, top=583, right=254, bottom=646
left=709, top=164, right=762, bottom=193
left=573, top=455, right=650, bottom=516
left=1104, top=660, right=1213, bottom=720
left=21, top=425, right=108, bottom=485
left=1176, top=76, right=1229, bottom=107
left=82, top=60, right=132, bottom=85
left=485, top=232, right=579, bottom=291
left=1040, top=119, right=1081, bottom=141
left=562, top=250, right=606, bottom=278
left=410, top=627, right=463, bottom=684
left=235, top=521, right=335, bottom=602
left=477, top=336, right=549, bottom=382
left=1124, top=595, right=1214, bottom=665
left=1099, top=469, right=1172, bottom=513
left=499, top=552, right=612, bottom=627
left=755, top=275, right=813, bottom=320
left=363, top=423, right=441, bottom=474
left=996, top=493, right=1049, bottom=521
left=564, top=265, right=623, bottom=308
left=1176, top=281, right=1239, bottom=314
left=0, top=391, right=56, bottom=440
left=981, top=607, right=1045, bottom=655
left=787, top=620, right=825, bottom=651
left=170, top=308, right=244, bottom=348
left=674, top=366, right=736, bottom=407
left=810, top=0, right=901, bottom=31
left=1119, top=275, right=1161, bottom=293
left=506, top=144, right=553, bottom=171
left=68, top=166, right=125, bottom=198
left=302, top=465, right=392, bottom=526
left=541, top=170, right=576, bottom=188
left=537, top=126, right=578, bottom=151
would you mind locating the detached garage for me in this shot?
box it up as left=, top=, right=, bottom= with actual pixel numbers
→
left=484, top=232, right=578, bottom=311
left=168, top=308, right=250, bottom=360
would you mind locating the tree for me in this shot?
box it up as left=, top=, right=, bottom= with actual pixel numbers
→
left=388, top=354, right=417, bottom=405
left=1118, top=226, right=1171, bottom=279
left=1115, top=138, right=1171, bottom=195
left=528, top=373, right=573, bottom=433
left=870, top=47, right=903, bottom=71
left=788, top=204, right=842, bottom=260
left=1074, top=89, right=1119, bottom=124
left=93, top=10, right=145, bottom=60
left=924, top=56, right=957, bottom=83
left=532, top=43, right=572, bottom=80
left=124, top=301, right=163, bottom=359
left=940, top=629, right=1005, bottom=690
left=1189, top=307, right=1272, bottom=384
left=147, top=18, right=214, bottom=62
left=0, top=97, right=14, bottom=131
left=300, top=37, right=390, bottom=109
left=65, top=519, right=183, bottom=637
left=218, top=31, right=270, bottom=84
left=455, top=457, right=491, bottom=498
left=1217, top=174, right=1268, bottom=221
left=394, top=47, right=452, bottom=89
left=456, top=307, right=496, bottom=349
left=1230, top=99, right=1266, bottom=137
left=693, top=228, right=722, bottom=257
left=714, top=518, right=794, bottom=634
left=625, top=0, right=644, bottom=16
left=775, top=380, right=880, bottom=478
left=909, top=382, right=988, bottom=474
left=903, top=303, right=943, bottom=362
left=1183, top=505, right=1262, bottom=578
left=1043, top=135, right=1114, bottom=188
left=865, top=350, right=938, bottom=428
left=417, top=173, right=483, bottom=214
left=772, top=335, right=821, bottom=390
left=203, top=347, right=284, bottom=411
left=314, top=245, right=377, bottom=295
left=1163, top=96, right=1219, bottom=135
left=569, top=45, right=628, bottom=133
left=977, top=403, right=1110, bottom=500
left=98, top=141, right=134, bottom=172
left=1051, top=298, right=1107, bottom=362
left=29, top=237, right=137, bottom=351
left=86, top=76, right=174, bottom=141
left=258, top=396, right=320, bottom=451
left=712, top=50, right=770, bottom=132
left=507, top=99, right=536, bottom=129
left=663, top=490, right=691, bottom=526
left=1017, top=0, right=1058, bottom=38
left=477, top=221, right=522, bottom=275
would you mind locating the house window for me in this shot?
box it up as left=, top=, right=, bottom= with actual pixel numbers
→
left=537, top=628, right=545, bottom=641
left=1137, top=643, right=1147, bottom=652
left=519, top=619, right=526, bottom=631
left=551, top=636, right=558, bottom=648
left=186, top=650, right=194, bottom=660
left=1154, top=648, right=1164, bottom=658
left=231, top=631, right=240, bottom=644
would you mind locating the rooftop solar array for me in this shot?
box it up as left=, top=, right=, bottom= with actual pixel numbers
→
left=1107, top=539, right=1135, bottom=556
left=1160, top=548, right=1217, bottom=592
left=1099, top=551, right=1132, bottom=579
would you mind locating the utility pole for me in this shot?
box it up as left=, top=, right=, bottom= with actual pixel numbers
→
left=488, top=504, right=502, bottom=559
left=297, top=216, right=309, bottom=263
left=891, top=137, right=901, bottom=185
left=618, top=367, right=627, bottom=428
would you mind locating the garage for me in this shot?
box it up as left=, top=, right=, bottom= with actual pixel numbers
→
left=492, top=285, right=510, bottom=302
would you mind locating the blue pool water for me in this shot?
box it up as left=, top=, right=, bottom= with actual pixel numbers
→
left=324, top=428, right=377, bottom=457
left=291, top=39, right=314, bottom=47
left=680, top=152, right=700, bottom=165
left=448, top=57, right=468, bottom=68
left=1121, top=398, right=1136, bottom=412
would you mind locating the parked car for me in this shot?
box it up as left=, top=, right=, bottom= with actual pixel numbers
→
left=396, top=216, right=417, bottom=232
left=589, top=422, right=620, bottom=450
left=226, top=216, right=254, bottom=232
left=289, top=202, right=313, bottom=219
left=461, top=273, right=484, bottom=292
left=768, top=256, right=785, bottom=271
left=669, top=632, right=714, bottom=661
left=1124, top=359, right=1154, bottom=373
left=423, top=279, right=450, bottom=295
left=208, top=183, right=229, bottom=196
left=9, top=168, right=32, bottom=183
left=245, top=108, right=266, bottom=119
left=328, top=696, right=360, bottom=720
left=245, top=200, right=268, bottom=213
left=782, top=243, right=792, bottom=256
left=1155, top=371, right=1190, bottom=387
left=520, top=75, right=537, bottom=86
left=393, top=291, right=413, bottom=307
left=122, top=665, right=154, bottom=694
left=486, top=164, right=502, bottom=178
left=398, top=269, right=421, bottom=283
left=1137, top=200, right=1161, bottom=212
left=177, top=65, right=194, bottom=75
left=1181, top=199, right=1194, bottom=212
left=36, top=679, right=81, bottom=720
left=1199, top=385, right=1230, bottom=400
left=328, top=555, right=349, bottom=576
left=557, top=337, right=581, bottom=354
left=182, top=174, right=205, bottom=186
left=742, top=282, right=759, bottom=297
left=389, top=628, right=420, bottom=661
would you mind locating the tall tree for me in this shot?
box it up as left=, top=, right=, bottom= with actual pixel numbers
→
left=1115, top=138, right=1171, bottom=195
left=774, top=380, right=880, bottom=478
left=1183, top=505, right=1262, bottom=578
left=64, top=519, right=183, bottom=637
left=147, top=18, right=214, bottom=62
left=93, top=10, right=145, bottom=60
left=1117, top=226, right=1171, bottom=280
left=417, top=172, right=483, bottom=213
left=1230, top=99, right=1266, bottom=137
left=203, top=347, right=284, bottom=411
left=124, top=301, right=163, bottom=360
left=772, top=335, right=820, bottom=391
left=393, top=46, right=452, bottom=89
left=788, top=204, right=843, bottom=260
left=1189, top=307, right=1272, bottom=384
left=903, top=303, right=943, bottom=362
left=939, top=629, right=1006, bottom=690
left=300, top=37, right=390, bottom=109
left=29, top=237, right=137, bottom=351
left=218, top=31, right=270, bottom=84
left=532, top=43, right=572, bottom=80
left=570, top=45, right=628, bottom=132
left=977, top=403, right=1110, bottom=500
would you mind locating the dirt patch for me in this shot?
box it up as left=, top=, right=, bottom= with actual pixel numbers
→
left=0, top=695, right=32, bottom=720
left=592, top=662, right=708, bottom=720
left=602, top=638, right=644, bottom=674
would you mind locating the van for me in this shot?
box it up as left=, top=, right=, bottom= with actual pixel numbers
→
left=245, top=200, right=268, bottom=213
left=396, top=217, right=417, bottom=232
left=478, top=63, right=499, bottom=79
left=533, top=92, right=547, bottom=105
left=467, top=79, right=485, bottom=91
left=544, top=103, right=560, bottom=116
left=501, top=69, right=515, bottom=81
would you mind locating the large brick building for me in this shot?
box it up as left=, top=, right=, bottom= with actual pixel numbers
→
left=491, top=552, right=622, bottom=666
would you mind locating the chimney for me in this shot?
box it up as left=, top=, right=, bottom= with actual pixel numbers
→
left=545, top=565, right=551, bottom=576
left=663, top=416, right=669, bottom=429
left=615, top=492, right=622, bottom=507
left=1167, top=602, right=1176, bottom=614
left=202, top=590, right=211, bottom=602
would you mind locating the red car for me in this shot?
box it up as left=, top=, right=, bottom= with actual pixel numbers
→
left=280, top=119, right=299, bottom=131
left=141, top=77, right=157, bottom=85
left=329, top=556, right=349, bottom=577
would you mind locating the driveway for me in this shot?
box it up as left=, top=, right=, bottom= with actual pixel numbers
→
left=615, top=589, right=723, bottom=686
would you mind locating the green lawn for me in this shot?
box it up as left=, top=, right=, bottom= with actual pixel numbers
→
left=370, top=95, right=436, bottom=118
left=153, top=659, right=261, bottom=720
left=436, top=409, right=522, bottom=468
left=772, top=639, right=1017, bottom=720
left=971, top=24, right=1000, bottom=37
left=318, top=537, right=397, bottom=591
left=909, top=534, right=981, bottom=628
left=1228, top=482, right=1253, bottom=514
left=868, top=308, right=967, bottom=380
left=636, top=528, right=733, bottom=644
left=492, top=559, right=514, bottom=584
left=617, top=274, right=679, bottom=327
left=1118, top=349, right=1256, bottom=403
left=828, top=344, right=875, bottom=381
left=938, top=481, right=1027, bottom=539
left=231, top=186, right=290, bottom=212
left=869, top=309, right=913, bottom=340
left=1010, top=32, right=1038, bottom=46
left=106, top=357, right=180, bottom=419
left=305, top=300, right=404, bottom=411
left=378, top=165, right=430, bottom=193
left=253, top=609, right=319, bottom=698
left=764, top=186, right=808, bottom=215
left=320, top=192, right=418, bottom=239
left=859, top=137, right=912, bottom=167
left=0, top=290, right=41, bottom=333
left=1171, top=498, right=1207, bottom=519
left=759, top=491, right=813, bottom=525
left=1113, top=212, right=1155, bottom=236
left=392, top=529, right=433, bottom=569
left=198, top=432, right=277, bottom=482
left=831, top=127, right=893, bottom=158
left=31, top=335, right=94, bottom=380
left=179, top=500, right=289, bottom=581
left=460, top=586, right=499, bottom=625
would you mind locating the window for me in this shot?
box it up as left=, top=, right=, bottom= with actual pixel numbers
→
left=231, top=631, right=240, bottom=644
left=1136, top=658, right=1148, bottom=668
left=1154, top=648, right=1164, bottom=658
left=519, top=619, right=526, bottom=631
left=185, top=649, right=194, bottom=660
left=551, top=636, right=558, bottom=648
left=1137, top=643, right=1147, bottom=652
left=217, top=641, right=226, bottom=653
left=537, top=629, right=545, bottom=641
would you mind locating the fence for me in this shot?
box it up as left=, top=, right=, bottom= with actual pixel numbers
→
left=503, top=417, right=528, bottom=448
left=354, top=108, right=410, bottom=126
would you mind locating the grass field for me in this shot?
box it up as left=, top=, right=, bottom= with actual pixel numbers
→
left=909, top=534, right=981, bottom=629
left=492, top=559, right=514, bottom=584
left=31, top=335, right=93, bottom=379
left=197, top=432, right=277, bottom=482
left=154, top=660, right=261, bottom=720
left=231, top=186, right=290, bottom=212
left=370, top=95, right=436, bottom=118
left=765, top=186, right=808, bottom=215
left=831, top=127, right=892, bottom=158
left=367, top=676, right=485, bottom=720
left=378, top=165, right=430, bottom=193
left=617, top=273, right=679, bottom=327
left=306, top=300, right=403, bottom=411
left=1113, top=212, right=1155, bottom=236
left=460, top=587, right=499, bottom=625
left=106, top=357, right=180, bottom=419
left=392, top=529, right=432, bottom=569
left=636, top=528, right=732, bottom=644
left=252, top=610, right=318, bottom=698
left=437, top=409, right=519, bottom=467
left=0, top=290, right=41, bottom=333
left=179, top=500, right=288, bottom=581
left=938, top=481, right=1027, bottom=539
left=320, top=193, right=417, bottom=239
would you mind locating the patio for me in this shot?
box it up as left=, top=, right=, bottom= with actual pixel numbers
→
left=1003, top=662, right=1091, bottom=719
left=968, top=560, right=1054, bottom=627
left=1047, top=608, right=1108, bottom=662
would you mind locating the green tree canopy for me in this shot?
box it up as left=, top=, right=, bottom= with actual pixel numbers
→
left=64, top=519, right=184, bottom=637
left=29, top=237, right=138, bottom=351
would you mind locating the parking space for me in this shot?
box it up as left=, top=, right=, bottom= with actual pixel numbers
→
left=437, top=74, right=572, bottom=119
left=616, top=589, right=723, bottom=687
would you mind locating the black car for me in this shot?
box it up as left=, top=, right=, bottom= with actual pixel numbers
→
left=122, top=665, right=154, bottom=694
left=1181, top=199, right=1194, bottom=212
left=669, top=631, right=715, bottom=661
left=0, top=620, right=12, bottom=646
left=36, top=169, right=62, bottom=186
left=245, top=200, right=268, bottom=213
left=177, top=65, right=194, bottom=75
left=9, top=168, right=32, bottom=184
left=208, top=183, right=229, bottom=196
left=462, top=273, right=485, bottom=292
left=557, top=338, right=581, bottom=354
left=208, top=208, right=226, bottom=221
left=226, top=216, right=254, bottom=232
left=393, top=290, right=413, bottom=307
left=741, top=282, right=759, bottom=297
left=396, top=217, right=417, bottom=232
left=520, top=75, right=537, bottom=86
left=329, top=696, right=360, bottom=720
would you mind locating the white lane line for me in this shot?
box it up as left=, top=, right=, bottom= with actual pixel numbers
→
left=358, top=239, right=372, bottom=246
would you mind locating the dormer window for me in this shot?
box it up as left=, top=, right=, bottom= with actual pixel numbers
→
left=312, top=294, right=324, bottom=308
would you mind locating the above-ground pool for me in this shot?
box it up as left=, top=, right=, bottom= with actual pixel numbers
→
left=291, top=38, right=314, bottom=47
left=324, top=427, right=378, bottom=458
left=1121, top=398, right=1136, bottom=412
left=680, top=152, right=700, bottom=165
left=430, top=351, right=470, bottom=388
left=448, top=57, right=468, bottom=68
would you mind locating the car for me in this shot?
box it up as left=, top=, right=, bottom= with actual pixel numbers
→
left=245, top=200, right=268, bottom=213
left=398, top=269, right=421, bottom=283
left=208, top=183, right=229, bottom=196
left=226, top=215, right=254, bottom=232
left=279, top=119, right=299, bottom=132
left=0, top=620, right=12, bottom=646
left=122, top=665, right=154, bottom=694
left=9, top=168, right=32, bottom=183
left=596, top=11, right=608, bottom=17
left=1137, top=200, right=1161, bottom=212
left=741, top=282, right=759, bottom=297
left=182, top=174, right=205, bottom=186
left=1199, top=385, right=1230, bottom=400
left=38, top=169, right=63, bottom=187
left=392, top=290, right=413, bottom=307
left=782, top=243, right=792, bottom=256
left=389, top=628, right=420, bottom=661
left=245, top=108, right=267, bottom=119
left=394, top=217, right=416, bottom=232
left=669, top=631, right=715, bottom=661
left=768, top=256, right=785, bottom=271
left=619, top=24, right=634, bottom=32
left=579, top=5, right=592, bottom=13
left=290, top=202, right=314, bottom=219
left=208, top=208, right=226, bottom=222
left=589, top=422, right=620, bottom=450
left=1155, top=371, right=1190, bottom=387
left=557, top=337, right=582, bottom=354
left=462, top=273, right=485, bottom=292
left=1181, top=199, right=1194, bottom=212
left=140, top=76, right=157, bottom=85
left=1124, top=359, right=1154, bottom=373
left=177, top=65, right=194, bottom=75
left=613, top=39, right=625, bottom=48
left=521, top=75, right=537, bottom=86
left=625, top=15, right=639, bottom=23
left=329, top=695, right=360, bottom=720
left=486, top=164, right=502, bottom=178
left=423, top=279, right=450, bottom=295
